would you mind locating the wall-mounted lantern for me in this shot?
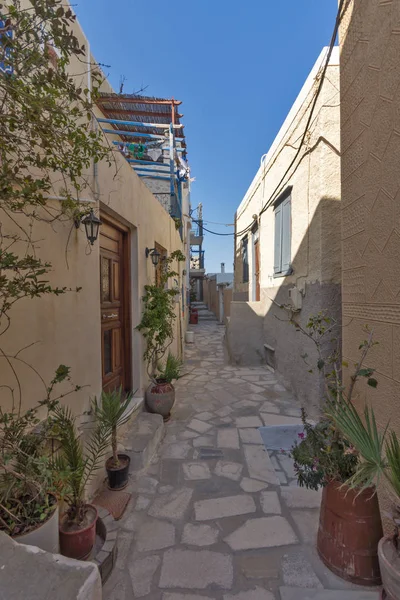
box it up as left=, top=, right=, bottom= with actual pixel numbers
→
left=75, top=208, right=102, bottom=245
left=145, top=247, right=161, bottom=267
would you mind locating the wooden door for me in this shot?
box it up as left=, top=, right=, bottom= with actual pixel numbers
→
left=100, top=219, right=130, bottom=392
left=254, top=238, right=260, bottom=301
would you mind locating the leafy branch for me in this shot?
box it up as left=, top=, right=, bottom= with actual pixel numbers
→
left=137, top=250, right=185, bottom=378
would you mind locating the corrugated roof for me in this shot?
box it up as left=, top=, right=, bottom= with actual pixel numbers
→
left=96, top=93, right=187, bottom=152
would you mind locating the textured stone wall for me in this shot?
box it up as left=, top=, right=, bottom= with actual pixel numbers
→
left=340, top=0, right=400, bottom=437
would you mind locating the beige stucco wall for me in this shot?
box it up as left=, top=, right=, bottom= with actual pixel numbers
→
left=0, top=8, right=188, bottom=424
left=340, top=0, right=400, bottom=526
left=229, top=49, right=341, bottom=412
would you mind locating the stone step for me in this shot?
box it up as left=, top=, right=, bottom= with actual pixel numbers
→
left=124, top=412, right=164, bottom=471
left=199, top=315, right=218, bottom=321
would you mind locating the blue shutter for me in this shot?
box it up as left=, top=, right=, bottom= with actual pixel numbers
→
left=274, top=204, right=282, bottom=274
left=242, top=237, right=249, bottom=283
left=281, top=196, right=291, bottom=273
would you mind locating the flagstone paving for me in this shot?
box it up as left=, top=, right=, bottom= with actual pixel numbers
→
left=103, top=321, right=380, bottom=600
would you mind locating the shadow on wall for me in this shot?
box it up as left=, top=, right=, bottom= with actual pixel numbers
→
left=227, top=197, right=342, bottom=416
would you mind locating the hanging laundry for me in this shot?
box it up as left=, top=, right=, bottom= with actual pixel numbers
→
left=148, top=148, right=162, bottom=161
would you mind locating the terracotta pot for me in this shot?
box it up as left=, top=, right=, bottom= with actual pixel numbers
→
left=146, top=379, right=175, bottom=421
left=189, top=309, right=198, bottom=324
left=317, top=481, right=383, bottom=586
left=378, top=536, right=400, bottom=600
left=14, top=497, right=59, bottom=554
left=106, top=453, right=130, bottom=490
left=59, top=504, right=98, bottom=560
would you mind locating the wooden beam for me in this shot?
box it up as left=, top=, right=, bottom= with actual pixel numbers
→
left=97, top=96, right=182, bottom=106
left=96, top=107, right=184, bottom=120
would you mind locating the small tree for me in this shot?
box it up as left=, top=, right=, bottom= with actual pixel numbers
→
left=0, top=0, right=113, bottom=408
left=137, top=250, right=185, bottom=378
left=92, top=388, right=133, bottom=469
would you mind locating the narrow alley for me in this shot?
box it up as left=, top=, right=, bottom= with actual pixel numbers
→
left=104, top=322, right=378, bottom=600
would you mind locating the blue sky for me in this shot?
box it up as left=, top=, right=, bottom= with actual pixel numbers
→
left=75, top=1, right=337, bottom=273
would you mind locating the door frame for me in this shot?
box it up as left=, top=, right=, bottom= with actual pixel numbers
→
left=100, top=212, right=132, bottom=393
left=251, top=225, right=260, bottom=302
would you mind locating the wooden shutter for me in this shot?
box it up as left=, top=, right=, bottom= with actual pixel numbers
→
left=274, top=204, right=282, bottom=274
left=242, top=237, right=249, bottom=283
left=281, top=196, right=291, bottom=273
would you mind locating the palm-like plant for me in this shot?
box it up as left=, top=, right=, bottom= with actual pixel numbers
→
left=327, top=399, right=400, bottom=543
left=52, top=404, right=110, bottom=525
left=157, top=353, right=184, bottom=384
left=92, top=388, right=133, bottom=469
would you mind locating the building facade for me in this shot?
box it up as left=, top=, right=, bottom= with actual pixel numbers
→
left=204, top=264, right=234, bottom=323
left=0, top=10, right=190, bottom=429
left=228, top=48, right=341, bottom=413
left=340, top=0, right=400, bottom=516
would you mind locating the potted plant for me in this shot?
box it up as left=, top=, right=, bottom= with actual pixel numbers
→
left=0, top=411, right=60, bottom=554
left=92, top=388, right=133, bottom=490
left=279, top=310, right=383, bottom=585
left=146, top=353, right=184, bottom=421
left=0, top=364, right=79, bottom=554
left=137, top=249, right=185, bottom=420
left=290, top=410, right=383, bottom=585
left=52, top=404, right=110, bottom=560
left=328, top=399, right=400, bottom=599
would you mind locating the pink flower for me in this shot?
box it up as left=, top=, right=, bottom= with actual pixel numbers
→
left=298, top=432, right=305, bottom=439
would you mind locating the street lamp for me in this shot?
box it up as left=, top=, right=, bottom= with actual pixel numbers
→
left=81, top=209, right=102, bottom=245
left=145, top=247, right=161, bottom=267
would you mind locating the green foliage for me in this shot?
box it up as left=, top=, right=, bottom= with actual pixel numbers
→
left=282, top=308, right=379, bottom=492
left=327, top=398, right=400, bottom=541
left=0, top=365, right=79, bottom=535
left=326, top=400, right=387, bottom=491
left=157, top=352, right=184, bottom=384
left=92, top=387, right=133, bottom=468
left=289, top=409, right=358, bottom=491
left=51, top=403, right=110, bottom=526
left=0, top=0, right=111, bottom=341
left=137, top=250, right=185, bottom=376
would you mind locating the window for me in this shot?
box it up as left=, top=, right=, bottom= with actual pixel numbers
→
left=155, top=242, right=167, bottom=287
left=274, top=188, right=292, bottom=276
left=242, top=236, right=249, bottom=283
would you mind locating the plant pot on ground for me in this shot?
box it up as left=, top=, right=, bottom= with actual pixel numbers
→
left=93, top=388, right=133, bottom=490
left=146, top=353, right=184, bottom=421
left=52, top=404, right=110, bottom=560
left=137, top=249, right=186, bottom=422
left=290, top=412, right=383, bottom=585
left=328, top=398, right=400, bottom=600
left=0, top=365, right=77, bottom=553
left=284, top=314, right=383, bottom=586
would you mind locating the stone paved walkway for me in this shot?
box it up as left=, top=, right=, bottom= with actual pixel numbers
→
left=103, top=322, right=380, bottom=600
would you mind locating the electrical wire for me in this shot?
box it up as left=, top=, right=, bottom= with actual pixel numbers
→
left=191, top=0, right=345, bottom=239
left=258, top=0, right=345, bottom=217
left=191, top=217, right=254, bottom=238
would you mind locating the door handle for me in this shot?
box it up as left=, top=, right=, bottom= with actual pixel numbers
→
left=103, top=313, right=117, bottom=318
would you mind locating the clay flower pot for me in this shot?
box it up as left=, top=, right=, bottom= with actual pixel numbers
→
left=378, top=536, right=400, bottom=600
left=59, top=504, right=98, bottom=560
left=106, top=453, right=130, bottom=490
left=146, top=379, right=175, bottom=421
left=317, top=481, right=383, bottom=586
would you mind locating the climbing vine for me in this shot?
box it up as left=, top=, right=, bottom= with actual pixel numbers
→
left=137, top=250, right=185, bottom=378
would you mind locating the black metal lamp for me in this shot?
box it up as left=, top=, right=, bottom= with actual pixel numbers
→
left=146, top=247, right=161, bottom=267
left=81, top=209, right=102, bottom=245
